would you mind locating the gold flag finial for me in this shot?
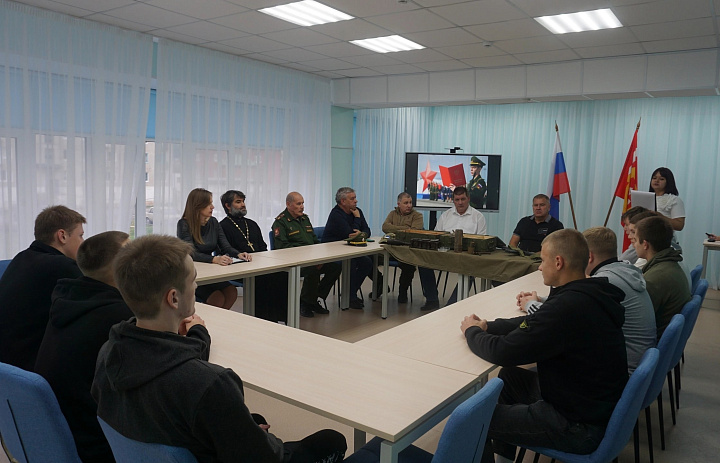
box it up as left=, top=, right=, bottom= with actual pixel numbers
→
left=555, top=121, right=558, bottom=132
left=636, top=117, right=641, bottom=130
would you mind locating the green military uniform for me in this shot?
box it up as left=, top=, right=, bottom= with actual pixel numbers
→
left=272, top=208, right=318, bottom=248
left=468, top=156, right=487, bottom=209
left=271, top=208, right=341, bottom=309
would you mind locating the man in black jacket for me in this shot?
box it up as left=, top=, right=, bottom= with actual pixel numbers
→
left=460, top=229, right=628, bottom=463
left=0, top=205, right=86, bottom=370
left=35, top=231, right=132, bottom=463
left=92, top=235, right=346, bottom=463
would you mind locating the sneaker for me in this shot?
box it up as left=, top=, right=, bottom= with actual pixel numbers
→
left=420, top=300, right=440, bottom=311
left=300, top=305, right=315, bottom=318
left=397, top=292, right=408, bottom=303
left=349, top=298, right=364, bottom=310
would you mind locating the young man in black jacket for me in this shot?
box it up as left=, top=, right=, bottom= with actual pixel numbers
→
left=460, top=229, right=628, bottom=463
left=92, top=235, right=346, bottom=463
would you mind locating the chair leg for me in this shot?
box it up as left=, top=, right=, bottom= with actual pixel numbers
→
left=681, top=351, right=685, bottom=364
left=392, top=266, right=398, bottom=292
left=674, top=363, right=681, bottom=409
left=657, top=393, right=666, bottom=450
left=442, top=272, right=449, bottom=297
left=666, top=371, right=677, bottom=425
left=645, top=406, right=654, bottom=463
left=633, top=420, right=640, bottom=463
left=514, top=448, right=526, bottom=463
left=532, top=452, right=541, bottom=463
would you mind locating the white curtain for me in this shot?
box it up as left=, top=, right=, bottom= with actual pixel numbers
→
left=153, top=40, right=332, bottom=238
left=354, top=97, right=720, bottom=289
left=354, top=107, right=432, bottom=234
left=0, top=0, right=152, bottom=258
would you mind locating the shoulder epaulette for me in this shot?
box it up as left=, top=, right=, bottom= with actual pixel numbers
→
left=275, top=212, right=285, bottom=220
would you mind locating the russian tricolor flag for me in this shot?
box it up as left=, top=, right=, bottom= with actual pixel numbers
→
left=547, top=130, right=571, bottom=220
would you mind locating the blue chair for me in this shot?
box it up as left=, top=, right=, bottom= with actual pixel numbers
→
left=0, top=259, right=11, bottom=279
left=0, top=362, right=81, bottom=463
left=98, top=416, right=198, bottom=463
left=633, top=314, right=684, bottom=463
left=345, top=377, right=504, bottom=463
left=667, top=293, right=703, bottom=416
left=689, top=264, right=702, bottom=294
left=519, top=348, right=659, bottom=463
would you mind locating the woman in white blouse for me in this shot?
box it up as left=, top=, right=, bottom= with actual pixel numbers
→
left=649, top=167, right=685, bottom=231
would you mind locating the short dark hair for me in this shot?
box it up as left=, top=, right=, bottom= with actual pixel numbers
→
left=542, top=229, right=589, bottom=274
left=629, top=210, right=658, bottom=225
left=453, top=186, right=468, bottom=198
left=533, top=194, right=550, bottom=202
left=397, top=192, right=411, bottom=202
left=114, top=235, right=193, bottom=320
left=77, top=231, right=129, bottom=277
left=220, top=190, right=245, bottom=215
left=649, top=167, right=679, bottom=196
left=583, top=227, right=617, bottom=260
left=621, top=206, right=648, bottom=222
left=34, top=205, right=86, bottom=244
left=635, top=216, right=673, bottom=252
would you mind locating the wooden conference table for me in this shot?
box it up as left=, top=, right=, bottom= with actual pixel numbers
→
left=194, top=303, right=478, bottom=463
left=195, top=240, right=389, bottom=328
left=701, top=239, right=720, bottom=279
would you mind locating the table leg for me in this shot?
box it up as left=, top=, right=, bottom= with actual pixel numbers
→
left=287, top=267, right=300, bottom=328
left=372, top=254, right=379, bottom=300
left=701, top=245, right=708, bottom=279
left=353, top=428, right=366, bottom=451
left=458, top=274, right=467, bottom=301
left=341, top=259, right=351, bottom=309
left=382, top=249, right=389, bottom=319
left=379, top=440, right=401, bottom=463
left=242, top=277, right=255, bottom=316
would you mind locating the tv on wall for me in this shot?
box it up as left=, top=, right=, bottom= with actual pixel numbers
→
left=404, top=152, right=502, bottom=212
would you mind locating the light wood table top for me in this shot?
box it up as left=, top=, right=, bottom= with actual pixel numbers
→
left=195, top=254, right=291, bottom=285
left=194, top=303, right=478, bottom=443
left=357, top=270, right=548, bottom=377
left=266, top=240, right=387, bottom=266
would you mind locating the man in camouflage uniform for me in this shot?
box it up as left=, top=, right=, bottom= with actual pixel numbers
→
left=273, top=192, right=341, bottom=318
left=467, top=156, right=487, bottom=209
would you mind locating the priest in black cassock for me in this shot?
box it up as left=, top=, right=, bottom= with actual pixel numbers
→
left=220, top=190, right=288, bottom=323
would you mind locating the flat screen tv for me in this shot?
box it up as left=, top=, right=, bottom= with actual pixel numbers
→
left=404, top=152, right=502, bottom=212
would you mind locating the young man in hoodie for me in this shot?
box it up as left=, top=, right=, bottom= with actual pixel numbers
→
left=92, top=235, right=346, bottom=463
left=635, top=216, right=692, bottom=339
left=517, top=227, right=656, bottom=373
left=35, top=231, right=132, bottom=463
left=461, top=229, right=628, bottom=463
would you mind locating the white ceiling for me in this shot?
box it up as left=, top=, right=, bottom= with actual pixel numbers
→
left=12, top=0, right=720, bottom=80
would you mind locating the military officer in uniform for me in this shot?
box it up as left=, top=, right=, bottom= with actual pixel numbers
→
left=467, top=156, right=487, bottom=209
left=273, top=192, right=342, bottom=318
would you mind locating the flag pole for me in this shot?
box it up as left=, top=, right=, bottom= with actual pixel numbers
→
left=568, top=191, right=578, bottom=229
left=603, top=118, right=642, bottom=227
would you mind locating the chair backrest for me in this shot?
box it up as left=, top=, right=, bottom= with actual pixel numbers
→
left=670, top=295, right=703, bottom=368
left=642, top=314, right=684, bottom=408
left=431, top=377, right=504, bottom=463
left=0, top=259, right=11, bottom=280
left=586, top=348, right=659, bottom=462
left=268, top=230, right=275, bottom=250
left=693, top=279, right=709, bottom=302
left=0, top=362, right=81, bottom=463
left=314, top=226, right=325, bottom=242
left=98, top=417, right=198, bottom=463
left=689, top=264, right=702, bottom=294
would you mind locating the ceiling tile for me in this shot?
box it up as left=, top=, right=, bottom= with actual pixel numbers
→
left=202, top=42, right=250, bottom=55
left=430, top=0, right=527, bottom=27
left=508, top=0, right=612, bottom=17
left=103, top=3, right=196, bottom=28
left=585, top=91, right=651, bottom=100
left=261, top=47, right=329, bottom=62
left=224, top=0, right=289, bottom=8
left=261, top=28, right=338, bottom=47
left=314, top=70, right=345, bottom=78
left=309, top=19, right=391, bottom=41
left=463, top=18, right=550, bottom=41
left=52, top=0, right=135, bottom=13
left=495, top=35, right=568, bottom=54
left=219, top=35, right=290, bottom=53
left=209, top=11, right=295, bottom=34
left=392, top=48, right=455, bottom=63
left=282, top=62, right=322, bottom=73
left=149, top=28, right=207, bottom=44
left=414, top=60, right=472, bottom=71
left=84, top=13, right=157, bottom=32
left=20, top=0, right=94, bottom=17
left=630, top=18, right=715, bottom=42
left=166, top=21, right=247, bottom=42
left=300, top=58, right=357, bottom=71
left=613, top=0, right=713, bottom=26
left=649, top=88, right=719, bottom=97
left=304, top=42, right=373, bottom=58
left=242, top=53, right=289, bottom=65
left=641, top=35, right=717, bottom=53
left=436, top=43, right=507, bottom=59
left=557, top=28, right=638, bottom=48
left=574, top=42, right=645, bottom=59
left=365, top=9, right=455, bottom=34
left=341, top=54, right=403, bottom=67
left=413, top=0, right=471, bottom=6
left=514, top=49, right=580, bottom=64
left=144, top=0, right=246, bottom=20
left=406, top=28, right=482, bottom=48
left=370, top=64, right=425, bottom=74
left=532, top=95, right=590, bottom=102
left=334, top=68, right=384, bottom=77
left=462, top=55, right=523, bottom=67
left=322, top=0, right=421, bottom=17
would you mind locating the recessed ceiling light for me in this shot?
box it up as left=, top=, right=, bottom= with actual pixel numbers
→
left=535, top=8, right=622, bottom=34
left=350, top=35, right=425, bottom=53
left=259, top=0, right=353, bottom=27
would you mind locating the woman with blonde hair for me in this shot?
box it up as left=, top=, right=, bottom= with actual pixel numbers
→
left=177, top=188, right=251, bottom=309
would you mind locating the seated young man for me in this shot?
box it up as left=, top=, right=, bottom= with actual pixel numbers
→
left=634, top=216, right=692, bottom=339
left=92, top=235, right=346, bottom=463
left=0, top=205, right=86, bottom=370
left=35, top=231, right=133, bottom=463
left=461, top=229, right=628, bottom=463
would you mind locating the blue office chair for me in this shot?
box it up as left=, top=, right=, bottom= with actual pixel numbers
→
left=344, top=377, right=504, bottom=463
left=98, top=417, right=198, bottom=463
left=633, top=314, right=684, bottom=463
left=0, top=362, right=81, bottom=463
left=667, top=293, right=703, bottom=417
left=0, top=259, right=11, bottom=280
left=689, top=264, right=702, bottom=294
left=518, top=348, right=659, bottom=463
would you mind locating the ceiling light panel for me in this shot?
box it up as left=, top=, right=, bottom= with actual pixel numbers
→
left=350, top=35, right=425, bottom=53
left=259, top=0, right=353, bottom=27
left=535, top=8, right=622, bottom=34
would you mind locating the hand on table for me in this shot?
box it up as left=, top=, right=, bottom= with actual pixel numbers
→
left=460, top=314, right=487, bottom=334
left=238, top=252, right=252, bottom=262
left=212, top=255, right=233, bottom=266
left=348, top=229, right=361, bottom=239
left=516, top=291, right=540, bottom=311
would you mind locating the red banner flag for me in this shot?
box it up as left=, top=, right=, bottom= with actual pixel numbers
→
left=614, top=126, right=639, bottom=251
